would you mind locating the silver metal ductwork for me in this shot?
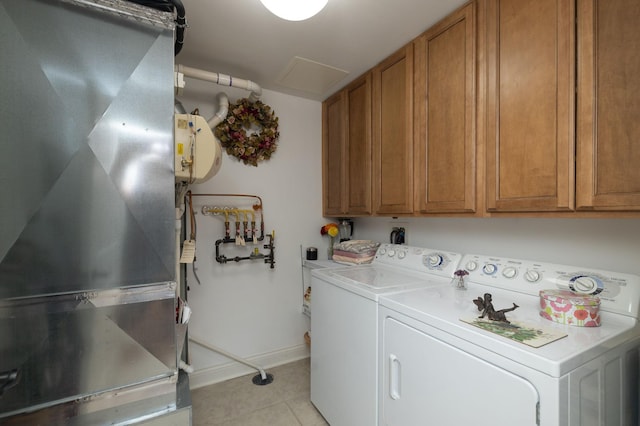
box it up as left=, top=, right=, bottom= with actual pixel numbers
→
left=0, top=0, right=188, bottom=423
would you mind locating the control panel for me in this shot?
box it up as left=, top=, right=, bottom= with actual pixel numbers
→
left=374, top=244, right=462, bottom=279
left=460, top=254, right=640, bottom=318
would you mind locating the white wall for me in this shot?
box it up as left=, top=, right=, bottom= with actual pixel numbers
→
left=178, top=80, right=328, bottom=387
left=356, top=217, right=640, bottom=275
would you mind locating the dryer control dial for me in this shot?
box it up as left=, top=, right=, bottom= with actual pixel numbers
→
left=502, top=266, right=518, bottom=279
left=428, top=254, right=442, bottom=266
left=465, top=260, right=478, bottom=271
left=570, top=275, right=603, bottom=294
left=424, top=254, right=444, bottom=268
left=482, top=264, right=497, bottom=275
left=397, top=251, right=406, bottom=259
left=524, top=270, right=542, bottom=283
left=387, top=249, right=396, bottom=258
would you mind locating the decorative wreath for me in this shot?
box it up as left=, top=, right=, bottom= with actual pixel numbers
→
left=215, top=98, right=280, bottom=167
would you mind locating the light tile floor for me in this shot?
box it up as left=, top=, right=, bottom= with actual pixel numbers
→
left=191, top=358, right=328, bottom=426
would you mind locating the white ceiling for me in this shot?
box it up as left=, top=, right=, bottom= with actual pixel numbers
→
left=177, top=0, right=468, bottom=101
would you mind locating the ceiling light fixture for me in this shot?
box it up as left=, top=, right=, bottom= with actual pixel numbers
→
left=259, top=0, right=328, bottom=21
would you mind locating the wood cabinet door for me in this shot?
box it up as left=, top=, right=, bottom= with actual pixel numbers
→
left=373, top=45, right=414, bottom=215
left=576, top=0, right=640, bottom=210
left=414, top=3, right=476, bottom=213
left=345, top=74, right=372, bottom=215
left=322, top=91, right=346, bottom=216
left=485, top=0, right=575, bottom=212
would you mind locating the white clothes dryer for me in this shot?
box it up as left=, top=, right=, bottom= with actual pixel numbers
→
left=310, top=244, right=462, bottom=426
left=379, top=253, right=640, bottom=426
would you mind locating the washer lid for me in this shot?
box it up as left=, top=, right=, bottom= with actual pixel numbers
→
left=380, top=283, right=640, bottom=377
left=313, top=264, right=452, bottom=301
left=325, top=266, right=429, bottom=289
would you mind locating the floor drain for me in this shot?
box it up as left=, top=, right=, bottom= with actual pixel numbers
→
left=252, top=373, right=274, bottom=386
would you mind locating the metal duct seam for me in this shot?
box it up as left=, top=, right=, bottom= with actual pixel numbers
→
left=60, top=0, right=175, bottom=29
left=124, top=0, right=187, bottom=55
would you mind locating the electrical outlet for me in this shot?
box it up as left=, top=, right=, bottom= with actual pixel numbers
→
left=388, top=221, right=409, bottom=245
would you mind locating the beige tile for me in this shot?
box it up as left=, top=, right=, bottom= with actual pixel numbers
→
left=192, top=374, right=283, bottom=423
left=192, top=358, right=323, bottom=426
left=212, top=402, right=301, bottom=426
left=267, top=359, right=311, bottom=401
left=286, top=394, right=328, bottom=426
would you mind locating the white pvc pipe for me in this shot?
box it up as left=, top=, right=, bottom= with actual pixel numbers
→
left=207, top=92, right=229, bottom=129
left=177, top=64, right=262, bottom=103
left=189, top=335, right=268, bottom=381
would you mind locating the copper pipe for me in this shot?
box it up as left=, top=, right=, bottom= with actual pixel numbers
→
left=190, top=193, right=264, bottom=231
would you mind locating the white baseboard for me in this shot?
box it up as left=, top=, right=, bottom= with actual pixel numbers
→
left=188, top=343, right=310, bottom=390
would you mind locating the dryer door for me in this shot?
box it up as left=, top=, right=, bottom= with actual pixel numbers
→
left=382, top=317, right=540, bottom=426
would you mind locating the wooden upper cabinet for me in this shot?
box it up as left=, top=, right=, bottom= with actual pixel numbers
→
left=345, top=74, right=372, bottom=215
left=373, top=45, right=414, bottom=215
left=322, top=90, right=346, bottom=216
left=577, top=0, right=640, bottom=210
left=484, top=0, right=575, bottom=212
left=322, top=74, right=372, bottom=216
left=414, top=3, right=476, bottom=213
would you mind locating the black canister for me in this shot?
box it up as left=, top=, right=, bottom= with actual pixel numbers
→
left=306, top=247, right=318, bottom=260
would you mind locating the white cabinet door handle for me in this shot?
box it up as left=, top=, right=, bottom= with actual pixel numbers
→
left=389, top=354, right=401, bottom=400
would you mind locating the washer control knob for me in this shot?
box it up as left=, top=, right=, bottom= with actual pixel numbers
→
left=482, top=264, right=497, bottom=275
left=425, top=254, right=443, bottom=268
left=387, top=249, right=396, bottom=258
left=397, top=251, right=406, bottom=259
left=502, top=266, right=518, bottom=279
left=465, top=260, right=478, bottom=271
left=378, top=248, right=386, bottom=255
left=573, top=276, right=598, bottom=293
left=524, top=270, right=541, bottom=283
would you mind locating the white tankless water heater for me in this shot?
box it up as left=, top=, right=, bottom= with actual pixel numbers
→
left=175, top=114, right=223, bottom=183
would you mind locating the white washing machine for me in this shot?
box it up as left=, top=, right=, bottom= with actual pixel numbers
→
left=379, top=253, right=640, bottom=426
left=310, top=244, right=462, bottom=426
